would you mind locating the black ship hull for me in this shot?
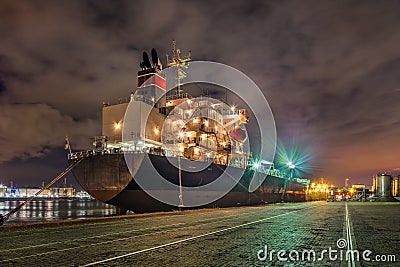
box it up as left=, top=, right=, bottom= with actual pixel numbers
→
left=69, top=153, right=306, bottom=213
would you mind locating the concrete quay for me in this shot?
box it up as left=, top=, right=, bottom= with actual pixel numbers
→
left=0, top=201, right=398, bottom=266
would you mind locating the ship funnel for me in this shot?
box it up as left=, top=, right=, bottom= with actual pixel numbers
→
left=151, top=48, right=162, bottom=70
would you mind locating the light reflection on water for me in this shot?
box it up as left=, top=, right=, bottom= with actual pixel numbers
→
left=0, top=199, right=116, bottom=224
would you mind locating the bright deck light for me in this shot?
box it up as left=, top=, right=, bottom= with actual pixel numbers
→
left=114, top=122, right=121, bottom=130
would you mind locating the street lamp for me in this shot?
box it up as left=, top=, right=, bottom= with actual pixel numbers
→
left=281, top=161, right=296, bottom=202
left=286, top=161, right=296, bottom=170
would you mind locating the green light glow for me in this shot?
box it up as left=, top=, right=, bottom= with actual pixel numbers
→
left=275, top=140, right=314, bottom=178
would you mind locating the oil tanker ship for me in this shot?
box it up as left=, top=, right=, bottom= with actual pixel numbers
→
left=68, top=42, right=309, bottom=214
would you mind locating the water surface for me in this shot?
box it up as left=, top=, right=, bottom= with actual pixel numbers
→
left=0, top=199, right=116, bottom=225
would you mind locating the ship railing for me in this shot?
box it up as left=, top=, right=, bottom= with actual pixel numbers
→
left=68, top=150, right=94, bottom=160
left=166, top=93, right=190, bottom=101
left=106, top=135, right=122, bottom=143
left=248, top=162, right=289, bottom=179
left=67, top=146, right=167, bottom=160
left=103, top=97, right=130, bottom=107
left=68, top=148, right=124, bottom=160
left=134, top=95, right=157, bottom=106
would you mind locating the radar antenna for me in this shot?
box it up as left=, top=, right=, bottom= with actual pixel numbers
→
left=166, top=40, right=191, bottom=97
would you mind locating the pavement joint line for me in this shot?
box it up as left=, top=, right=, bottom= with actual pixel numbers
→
left=80, top=203, right=324, bottom=267
left=0, top=205, right=299, bottom=262
left=0, top=222, right=185, bottom=253
left=1, top=203, right=285, bottom=238
left=0, top=206, right=275, bottom=253
left=345, top=202, right=356, bottom=267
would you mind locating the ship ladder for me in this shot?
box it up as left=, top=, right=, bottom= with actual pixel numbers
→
left=0, top=157, right=83, bottom=226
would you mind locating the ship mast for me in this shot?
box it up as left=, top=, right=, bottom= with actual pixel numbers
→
left=167, top=40, right=191, bottom=97
left=166, top=40, right=191, bottom=208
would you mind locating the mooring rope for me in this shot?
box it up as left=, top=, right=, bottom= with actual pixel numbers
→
left=0, top=157, right=83, bottom=226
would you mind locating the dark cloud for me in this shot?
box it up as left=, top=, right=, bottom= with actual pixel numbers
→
left=0, top=0, right=399, bottom=186
left=0, top=103, right=98, bottom=163
left=0, top=80, right=6, bottom=93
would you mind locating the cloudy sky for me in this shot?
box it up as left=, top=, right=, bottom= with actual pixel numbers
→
left=0, top=0, right=399, bottom=187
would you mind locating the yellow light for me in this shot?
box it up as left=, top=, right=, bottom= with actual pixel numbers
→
left=178, top=144, right=184, bottom=152
left=114, top=122, right=121, bottom=130
left=193, top=118, right=199, bottom=123
left=178, top=131, right=184, bottom=138
left=194, top=147, right=200, bottom=154
left=204, top=120, right=209, bottom=127
left=230, top=106, right=235, bottom=112
left=154, top=127, right=159, bottom=135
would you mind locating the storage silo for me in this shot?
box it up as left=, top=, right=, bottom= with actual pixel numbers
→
left=393, top=176, right=399, bottom=197
left=374, top=174, right=396, bottom=201
left=372, top=175, right=377, bottom=194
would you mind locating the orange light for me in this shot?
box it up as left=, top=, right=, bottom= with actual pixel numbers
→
left=178, top=144, right=184, bottom=152
left=114, top=122, right=122, bottom=130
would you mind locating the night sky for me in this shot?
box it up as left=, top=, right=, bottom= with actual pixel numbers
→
left=0, top=0, right=399, bottom=188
